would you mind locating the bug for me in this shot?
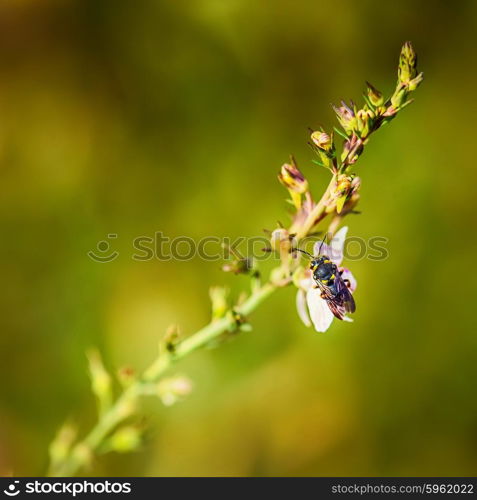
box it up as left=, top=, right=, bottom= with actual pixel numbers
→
left=294, top=247, right=356, bottom=320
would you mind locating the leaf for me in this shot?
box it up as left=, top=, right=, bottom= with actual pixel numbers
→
left=333, top=126, right=349, bottom=140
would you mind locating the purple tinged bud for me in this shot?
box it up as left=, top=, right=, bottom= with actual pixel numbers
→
left=333, top=101, right=356, bottom=134
left=311, top=131, right=332, bottom=150
left=278, top=162, right=308, bottom=194
left=341, top=134, right=363, bottom=164
left=351, top=176, right=361, bottom=193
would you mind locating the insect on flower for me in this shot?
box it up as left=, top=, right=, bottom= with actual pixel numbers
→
left=295, top=227, right=357, bottom=332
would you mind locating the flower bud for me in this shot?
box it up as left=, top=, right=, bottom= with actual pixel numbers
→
left=333, top=175, right=353, bottom=214
left=108, top=426, right=142, bottom=453
left=408, top=72, right=424, bottom=91
left=333, top=101, right=356, bottom=134
left=351, top=176, right=361, bottom=194
left=341, top=134, right=363, bottom=164
left=311, top=131, right=332, bottom=151
left=365, top=81, right=384, bottom=107
left=117, top=366, right=136, bottom=388
left=161, top=324, right=180, bottom=353
left=49, top=422, right=77, bottom=467
left=398, top=41, right=418, bottom=84
left=356, top=108, right=374, bottom=136
left=87, top=350, right=112, bottom=414
left=270, top=228, right=292, bottom=254
left=383, top=105, right=398, bottom=118
left=209, top=286, right=229, bottom=318
left=222, top=257, right=252, bottom=275
left=157, top=375, right=193, bottom=406
left=278, top=162, right=308, bottom=194
left=72, top=444, right=93, bottom=469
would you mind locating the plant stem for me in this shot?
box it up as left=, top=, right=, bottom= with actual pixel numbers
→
left=293, top=176, right=335, bottom=239
left=49, top=282, right=277, bottom=477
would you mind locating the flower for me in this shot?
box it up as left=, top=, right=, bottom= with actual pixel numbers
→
left=311, top=131, right=332, bottom=151
left=341, top=133, right=363, bottom=164
left=328, top=174, right=353, bottom=214
left=398, top=41, right=418, bottom=85
left=333, top=101, right=356, bottom=135
left=365, top=81, right=384, bottom=107
left=278, top=162, right=308, bottom=194
left=295, top=226, right=357, bottom=332
left=157, top=375, right=193, bottom=406
left=278, top=161, right=309, bottom=210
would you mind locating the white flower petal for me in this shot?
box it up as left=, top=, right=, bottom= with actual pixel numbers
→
left=329, top=226, right=348, bottom=265
left=313, top=240, right=331, bottom=257
left=313, top=226, right=348, bottom=265
left=296, top=289, right=311, bottom=327
left=306, top=287, right=334, bottom=332
left=299, top=276, right=314, bottom=290
left=340, top=267, right=357, bottom=292
left=314, top=241, right=332, bottom=258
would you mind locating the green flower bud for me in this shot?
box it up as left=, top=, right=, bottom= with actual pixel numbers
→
left=49, top=422, right=77, bottom=467
left=108, top=426, right=142, bottom=453
left=408, top=72, right=424, bottom=91
left=356, top=108, right=374, bottom=136
left=209, top=286, right=229, bottom=318
left=87, top=350, right=112, bottom=415
left=398, top=41, right=418, bottom=84
left=365, top=81, right=384, bottom=107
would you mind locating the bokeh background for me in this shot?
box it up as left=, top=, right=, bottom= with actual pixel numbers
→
left=1, top=0, right=477, bottom=477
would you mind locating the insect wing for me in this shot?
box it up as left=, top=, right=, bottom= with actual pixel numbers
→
left=334, top=275, right=356, bottom=314
left=326, top=298, right=347, bottom=320
left=313, top=278, right=347, bottom=320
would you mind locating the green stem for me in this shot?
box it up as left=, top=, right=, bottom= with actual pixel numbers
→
left=293, top=176, right=335, bottom=239
left=49, top=282, right=276, bottom=477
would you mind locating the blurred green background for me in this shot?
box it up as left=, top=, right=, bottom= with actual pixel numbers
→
left=1, top=0, right=477, bottom=477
